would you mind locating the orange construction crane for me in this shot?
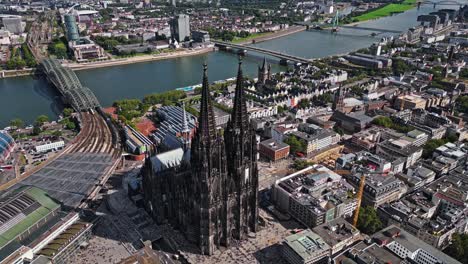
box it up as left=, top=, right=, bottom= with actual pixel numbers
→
left=352, top=173, right=367, bottom=228
left=333, top=169, right=388, bottom=227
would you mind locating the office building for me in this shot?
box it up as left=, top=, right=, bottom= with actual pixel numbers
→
left=64, top=14, right=79, bottom=41
left=192, top=30, right=210, bottom=43
left=337, top=225, right=461, bottom=264
left=289, top=123, right=340, bottom=156
left=282, top=229, right=330, bottom=264
left=331, top=111, right=373, bottom=133
left=350, top=127, right=384, bottom=150
left=170, top=14, right=190, bottom=42
left=259, top=139, right=290, bottom=161
left=312, top=218, right=360, bottom=255
left=37, top=221, right=93, bottom=264
left=373, top=226, right=461, bottom=264
left=35, top=141, right=65, bottom=153
left=69, top=38, right=107, bottom=62
left=394, top=94, right=427, bottom=110
left=272, top=166, right=356, bottom=228
left=378, top=172, right=468, bottom=249
left=2, top=16, right=24, bottom=34
left=344, top=54, right=383, bottom=69
left=346, top=172, right=406, bottom=207
left=376, top=138, right=423, bottom=170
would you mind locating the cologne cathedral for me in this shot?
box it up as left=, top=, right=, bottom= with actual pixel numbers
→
left=142, top=60, right=259, bottom=255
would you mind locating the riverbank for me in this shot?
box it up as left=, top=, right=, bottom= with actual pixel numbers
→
left=352, top=0, right=417, bottom=22
left=0, top=25, right=312, bottom=77
left=234, top=26, right=306, bottom=45
left=0, top=47, right=214, bottom=78
left=67, top=47, right=214, bottom=71
left=0, top=68, right=35, bottom=78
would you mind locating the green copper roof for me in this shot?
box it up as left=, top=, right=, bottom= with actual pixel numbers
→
left=0, top=187, right=60, bottom=249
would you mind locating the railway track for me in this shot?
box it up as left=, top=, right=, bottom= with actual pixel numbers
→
left=0, top=110, right=121, bottom=193
left=65, top=111, right=119, bottom=157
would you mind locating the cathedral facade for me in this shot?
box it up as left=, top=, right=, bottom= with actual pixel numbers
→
left=142, top=61, right=259, bottom=255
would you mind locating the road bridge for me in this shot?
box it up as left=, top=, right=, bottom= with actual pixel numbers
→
left=338, top=26, right=402, bottom=34
left=212, top=40, right=311, bottom=64
left=40, top=59, right=100, bottom=111
left=418, top=0, right=464, bottom=5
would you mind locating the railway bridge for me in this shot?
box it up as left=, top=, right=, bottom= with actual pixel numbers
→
left=40, top=59, right=100, bottom=111
left=0, top=59, right=124, bottom=209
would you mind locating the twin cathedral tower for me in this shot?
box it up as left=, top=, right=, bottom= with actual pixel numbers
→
left=142, top=59, right=259, bottom=255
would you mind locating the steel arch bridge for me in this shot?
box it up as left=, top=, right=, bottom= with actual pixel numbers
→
left=41, top=59, right=100, bottom=111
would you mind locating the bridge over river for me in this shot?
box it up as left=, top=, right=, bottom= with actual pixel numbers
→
left=40, top=59, right=100, bottom=112
left=337, top=26, right=402, bottom=34
left=0, top=59, right=122, bottom=210
left=212, top=40, right=312, bottom=64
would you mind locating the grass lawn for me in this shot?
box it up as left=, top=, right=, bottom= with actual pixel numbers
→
left=231, top=32, right=272, bottom=44
left=353, top=0, right=417, bottom=22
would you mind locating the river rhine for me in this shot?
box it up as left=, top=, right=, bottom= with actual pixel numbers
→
left=0, top=2, right=461, bottom=128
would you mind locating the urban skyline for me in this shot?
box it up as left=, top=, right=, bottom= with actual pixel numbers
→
left=0, top=0, right=468, bottom=264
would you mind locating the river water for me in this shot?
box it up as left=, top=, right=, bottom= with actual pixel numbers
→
left=0, top=2, right=462, bottom=128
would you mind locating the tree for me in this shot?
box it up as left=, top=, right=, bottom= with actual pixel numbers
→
left=372, top=116, right=412, bottom=133
left=316, top=93, right=333, bottom=104
left=284, top=135, right=306, bottom=154
left=9, top=118, right=24, bottom=128
left=156, top=33, right=167, bottom=40
left=49, top=41, right=67, bottom=59
left=6, top=59, right=16, bottom=70
left=103, top=39, right=120, bottom=50
left=15, top=58, right=26, bottom=69
left=456, top=96, right=468, bottom=115
left=35, top=115, right=49, bottom=126
left=277, top=105, right=287, bottom=114
left=372, top=116, right=393, bottom=127
left=63, top=108, right=73, bottom=117
left=65, top=121, right=76, bottom=130
left=297, top=99, right=310, bottom=109
left=357, top=206, right=382, bottom=234
left=460, top=68, right=468, bottom=79
left=292, top=159, right=314, bottom=170
left=392, top=59, right=410, bottom=75
left=444, top=233, right=468, bottom=263
left=52, top=130, right=62, bottom=137
left=422, top=137, right=456, bottom=159
left=143, top=90, right=186, bottom=105
left=423, top=139, right=446, bottom=158
left=334, top=127, right=344, bottom=136
left=32, top=125, right=42, bottom=135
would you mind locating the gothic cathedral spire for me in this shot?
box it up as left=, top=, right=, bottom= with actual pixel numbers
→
left=225, top=58, right=259, bottom=240
left=230, top=58, right=250, bottom=131
left=197, top=63, right=217, bottom=143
